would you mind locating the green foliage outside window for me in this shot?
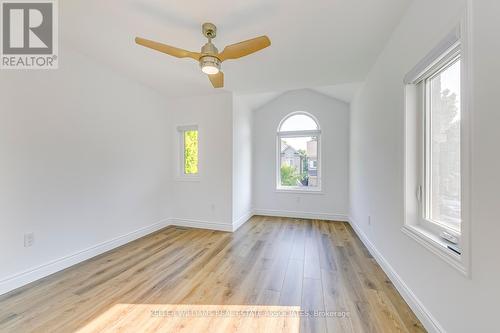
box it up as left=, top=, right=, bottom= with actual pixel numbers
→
left=280, top=165, right=300, bottom=186
left=184, top=130, right=198, bottom=174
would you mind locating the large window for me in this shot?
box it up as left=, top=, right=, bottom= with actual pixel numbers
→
left=404, top=29, right=469, bottom=274
left=178, top=126, right=199, bottom=178
left=425, top=56, right=461, bottom=232
left=277, top=112, right=321, bottom=191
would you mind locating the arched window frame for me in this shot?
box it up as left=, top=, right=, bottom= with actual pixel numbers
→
left=276, top=112, right=322, bottom=192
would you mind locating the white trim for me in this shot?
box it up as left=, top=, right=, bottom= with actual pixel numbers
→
left=0, top=218, right=171, bottom=296
left=349, top=217, right=446, bottom=333
left=401, top=225, right=466, bottom=275
left=176, top=125, right=198, bottom=132
left=278, top=130, right=322, bottom=137
left=253, top=209, right=348, bottom=222
left=460, top=0, right=473, bottom=280
left=232, top=210, right=254, bottom=232
left=174, top=176, right=200, bottom=182
left=404, top=27, right=460, bottom=84
left=275, top=188, right=324, bottom=195
left=169, top=218, right=233, bottom=232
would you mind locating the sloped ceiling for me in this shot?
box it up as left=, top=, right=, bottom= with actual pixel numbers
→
left=311, top=82, right=363, bottom=104
left=61, top=0, right=411, bottom=97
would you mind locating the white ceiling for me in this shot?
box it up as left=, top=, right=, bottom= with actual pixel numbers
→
left=236, top=91, right=283, bottom=111
left=61, top=0, right=411, bottom=98
left=236, top=82, right=362, bottom=112
left=311, top=82, right=364, bottom=104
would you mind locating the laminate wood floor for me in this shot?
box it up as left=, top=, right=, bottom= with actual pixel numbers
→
left=0, top=216, right=426, bottom=333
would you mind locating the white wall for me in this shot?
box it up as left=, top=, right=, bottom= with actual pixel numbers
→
left=253, top=89, right=349, bottom=220
left=350, top=0, right=500, bottom=332
left=232, top=97, right=253, bottom=229
left=0, top=46, right=171, bottom=293
left=169, top=93, right=234, bottom=230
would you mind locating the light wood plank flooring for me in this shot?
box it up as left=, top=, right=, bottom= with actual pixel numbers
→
left=0, top=216, right=426, bottom=333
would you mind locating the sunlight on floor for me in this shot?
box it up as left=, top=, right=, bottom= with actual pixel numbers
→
left=76, top=304, right=301, bottom=333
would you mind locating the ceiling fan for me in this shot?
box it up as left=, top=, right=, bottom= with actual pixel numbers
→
left=135, top=23, right=271, bottom=88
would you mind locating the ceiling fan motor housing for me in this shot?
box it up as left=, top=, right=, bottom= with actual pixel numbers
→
left=201, top=42, right=218, bottom=56
left=200, top=41, right=221, bottom=72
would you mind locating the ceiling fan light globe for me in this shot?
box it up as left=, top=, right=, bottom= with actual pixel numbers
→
left=202, top=65, right=219, bottom=75
left=200, top=56, right=221, bottom=75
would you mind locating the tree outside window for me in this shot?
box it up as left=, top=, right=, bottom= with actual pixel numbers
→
left=184, top=130, right=198, bottom=174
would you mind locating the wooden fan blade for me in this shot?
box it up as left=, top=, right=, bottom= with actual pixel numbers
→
left=135, top=37, right=201, bottom=61
left=218, top=36, right=271, bottom=62
left=208, top=71, right=224, bottom=88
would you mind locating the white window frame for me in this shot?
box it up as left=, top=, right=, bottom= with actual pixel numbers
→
left=422, top=51, right=461, bottom=233
left=403, top=24, right=471, bottom=277
left=176, top=125, right=199, bottom=181
left=276, top=112, right=322, bottom=193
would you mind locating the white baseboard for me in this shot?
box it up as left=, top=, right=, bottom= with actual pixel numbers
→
left=0, top=219, right=171, bottom=296
left=253, top=208, right=348, bottom=222
left=0, top=216, right=240, bottom=296
left=169, top=218, right=233, bottom=232
left=348, top=217, right=445, bottom=333
left=232, top=210, right=254, bottom=232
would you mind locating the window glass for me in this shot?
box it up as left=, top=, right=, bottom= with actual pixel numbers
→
left=426, top=58, right=461, bottom=231
left=279, top=114, right=318, bottom=132
left=184, top=130, right=198, bottom=175
left=280, top=136, right=318, bottom=188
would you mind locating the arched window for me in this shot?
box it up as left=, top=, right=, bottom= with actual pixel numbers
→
left=277, top=112, right=321, bottom=191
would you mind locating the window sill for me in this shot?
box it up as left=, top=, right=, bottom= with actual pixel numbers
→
left=275, top=188, right=324, bottom=195
left=175, top=176, right=200, bottom=182
left=401, top=224, right=468, bottom=276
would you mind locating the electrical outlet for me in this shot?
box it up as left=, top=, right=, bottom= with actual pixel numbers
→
left=24, top=233, right=34, bottom=247
left=211, top=204, right=216, bottom=211
left=368, top=216, right=372, bottom=227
